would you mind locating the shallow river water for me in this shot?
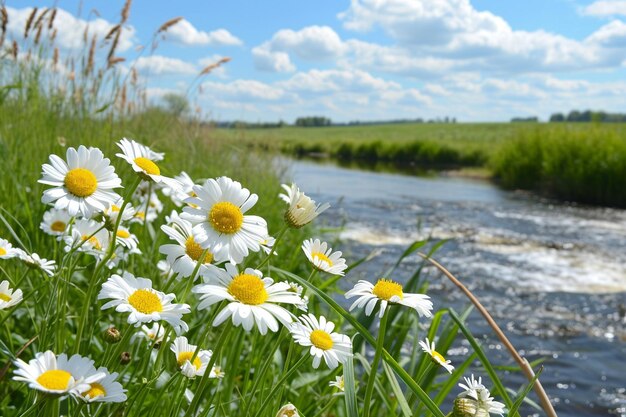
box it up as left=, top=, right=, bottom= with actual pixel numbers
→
left=285, top=159, right=626, bottom=417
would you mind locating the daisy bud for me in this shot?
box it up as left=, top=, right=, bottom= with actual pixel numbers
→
left=275, top=403, right=300, bottom=417
left=103, top=327, right=121, bottom=344
left=120, top=352, right=131, bottom=365
left=279, top=183, right=329, bottom=229
left=453, top=397, right=479, bottom=417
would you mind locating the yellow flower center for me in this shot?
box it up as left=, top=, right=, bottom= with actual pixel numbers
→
left=209, top=202, right=243, bottom=234
left=372, top=279, right=404, bottom=301
left=134, top=157, right=160, bottom=175
left=135, top=211, right=146, bottom=220
left=184, top=236, right=213, bottom=263
left=50, top=221, right=66, bottom=232
left=310, top=329, right=334, bottom=350
left=228, top=273, right=268, bottom=305
left=82, top=382, right=106, bottom=399
left=116, top=230, right=131, bottom=239
left=177, top=351, right=202, bottom=370
left=111, top=205, right=121, bottom=212
left=0, top=293, right=11, bottom=302
left=0, top=248, right=6, bottom=256
left=37, top=369, right=72, bottom=391
left=64, top=168, right=98, bottom=197
left=128, top=289, right=163, bottom=314
left=81, top=235, right=102, bottom=250
left=431, top=350, right=446, bottom=364
left=312, top=251, right=333, bottom=266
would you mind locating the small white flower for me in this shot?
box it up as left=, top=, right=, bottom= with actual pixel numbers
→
left=116, top=138, right=180, bottom=190
left=182, top=176, right=268, bottom=264
left=63, top=218, right=109, bottom=256
left=193, top=263, right=303, bottom=335
left=115, top=226, right=140, bottom=252
left=77, top=367, right=127, bottom=403
left=40, top=208, right=72, bottom=238
left=456, top=374, right=506, bottom=416
left=345, top=279, right=432, bottom=318
left=280, top=183, right=329, bottom=228
left=20, top=252, right=56, bottom=277
left=301, top=239, right=347, bottom=276
left=259, top=234, right=276, bottom=255
left=159, top=211, right=224, bottom=280
left=0, top=238, right=23, bottom=259
left=133, top=323, right=169, bottom=345
left=131, top=186, right=163, bottom=224
left=329, top=375, right=345, bottom=392
left=419, top=337, right=454, bottom=374
left=170, top=336, right=215, bottom=379
left=98, top=271, right=190, bottom=335
left=13, top=351, right=105, bottom=395
left=287, top=282, right=308, bottom=312
left=290, top=314, right=352, bottom=369
left=162, top=171, right=196, bottom=207
left=103, top=198, right=135, bottom=226
left=39, top=145, right=122, bottom=218
left=275, top=403, right=300, bottom=417
left=157, top=260, right=176, bottom=280
left=0, top=280, right=23, bottom=310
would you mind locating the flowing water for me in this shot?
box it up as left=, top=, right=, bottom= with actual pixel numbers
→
left=285, top=158, right=626, bottom=417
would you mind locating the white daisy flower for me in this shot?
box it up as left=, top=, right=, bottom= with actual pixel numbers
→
left=259, top=234, right=276, bottom=255
left=0, top=280, right=23, bottom=310
left=131, top=187, right=163, bottom=224
left=280, top=183, right=330, bottom=228
left=329, top=375, right=345, bottom=392
left=77, top=367, right=127, bottom=403
left=286, top=282, right=308, bottom=312
left=290, top=314, right=352, bottom=369
left=39, top=145, right=122, bottom=218
left=0, top=238, right=23, bottom=259
left=157, top=260, right=176, bottom=280
left=419, top=337, right=454, bottom=374
left=276, top=403, right=300, bottom=417
left=162, top=171, right=196, bottom=207
left=116, top=138, right=180, bottom=190
left=193, top=263, right=303, bottom=335
left=133, top=323, right=169, bottom=345
left=159, top=211, right=224, bottom=280
left=102, top=198, right=135, bottom=227
left=98, top=271, right=191, bottom=335
left=301, top=239, right=347, bottom=276
left=64, top=218, right=109, bottom=256
left=181, top=176, right=268, bottom=264
left=211, top=366, right=225, bottom=379
left=13, top=351, right=104, bottom=395
left=40, top=208, right=72, bottom=238
left=170, top=336, right=216, bottom=379
left=115, top=226, right=140, bottom=252
left=20, top=252, right=56, bottom=277
left=345, top=279, right=433, bottom=318
left=456, top=375, right=506, bottom=417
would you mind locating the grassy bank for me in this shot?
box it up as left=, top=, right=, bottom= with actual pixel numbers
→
left=218, top=123, right=626, bottom=207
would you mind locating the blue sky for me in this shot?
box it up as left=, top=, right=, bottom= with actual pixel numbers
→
left=5, top=0, right=626, bottom=122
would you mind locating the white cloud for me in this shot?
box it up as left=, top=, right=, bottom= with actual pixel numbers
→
left=278, top=68, right=400, bottom=93
left=251, top=45, right=296, bottom=73
left=163, top=19, right=242, bottom=46
left=202, top=80, right=286, bottom=101
left=582, top=1, right=626, bottom=17
left=134, top=55, right=197, bottom=75
left=6, top=7, right=136, bottom=52
left=586, top=19, right=626, bottom=47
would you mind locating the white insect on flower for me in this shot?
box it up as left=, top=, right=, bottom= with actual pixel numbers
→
left=181, top=176, right=269, bottom=264
left=280, top=183, right=329, bottom=228
left=290, top=314, right=352, bottom=369
left=98, top=271, right=191, bottom=335
left=419, top=337, right=454, bottom=374
left=39, top=145, right=122, bottom=218
left=345, top=278, right=433, bottom=318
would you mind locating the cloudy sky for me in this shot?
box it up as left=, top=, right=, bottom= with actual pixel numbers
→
left=6, top=0, right=626, bottom=122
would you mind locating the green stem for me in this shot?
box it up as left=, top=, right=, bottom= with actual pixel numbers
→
left=252, top=353, right=309, bottom=417
left=363, top=310, right=389, bottom=417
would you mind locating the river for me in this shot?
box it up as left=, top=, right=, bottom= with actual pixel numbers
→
left=284, top=158, right=626, bottom=417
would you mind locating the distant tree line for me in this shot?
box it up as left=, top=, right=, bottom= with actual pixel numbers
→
left=511, top=117, right=538, bottom=123
left=295, top=116, right=332, bottom=127
left=211, top=120, right=287, bottom=129
left=549, top=110, right=626, bottom=123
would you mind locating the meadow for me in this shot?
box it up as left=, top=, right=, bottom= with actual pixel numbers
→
left=216, top=122, right=626, bottom=207
left=0, top=4, right=553, bottom=417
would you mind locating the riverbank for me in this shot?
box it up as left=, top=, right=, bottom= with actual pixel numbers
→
left=216, top=122, right=626, bottom=207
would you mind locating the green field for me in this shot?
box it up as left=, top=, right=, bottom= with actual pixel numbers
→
left=216, top=123, right=626, bottom=207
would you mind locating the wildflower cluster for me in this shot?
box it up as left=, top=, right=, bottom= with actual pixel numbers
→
left=1, top=138, right=509, bottom=417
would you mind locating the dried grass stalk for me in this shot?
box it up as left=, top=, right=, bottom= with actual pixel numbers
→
left=199, top=57, right=231, bottom=75
left=157, top=17, right=183, bottom=33
left=121, top=0, right=132, bottom=24
left=108, top=56, right=125, bottom=67
left=48, top=8, right=57, bottom=29
left=24, top=7, right=38, bottom=38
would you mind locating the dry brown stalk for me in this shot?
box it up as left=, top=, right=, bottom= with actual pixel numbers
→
left=199, top=57, right=231, bottom=75
left=50, top=28, right=57, bottom=41
left=104, top=24, right=120, bottom=40
left=121, top=0, right=132, bottom=24
left=11, top=40, right=17, bottom=60
left=34, top=24, right=43, bottom=44
left=53, top=47, right=59, bottom=67
left=86, top=35, right=96, bottom=74
left=48, top=8, right=57, bottom=29
left=24, top=7, right=38, bottom=38
left=33, top=7, right=50, bottom=29
left=418, top=253, right=558, bottom=417
left=1, top=7, right=9, bottom=35
left=107, top=31, right=121, bottom=61
left=108, top=56, right=125, bottom=67
left=157, top=17, right=183, bottom=33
